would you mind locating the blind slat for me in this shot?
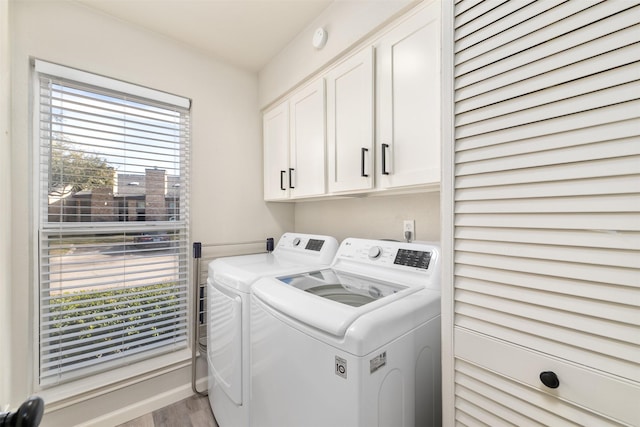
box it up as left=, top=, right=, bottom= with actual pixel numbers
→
left=41, top=321, right=188, bottom=360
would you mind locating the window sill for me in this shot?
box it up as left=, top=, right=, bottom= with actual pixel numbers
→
left=37, top=348, right=192, bottom=412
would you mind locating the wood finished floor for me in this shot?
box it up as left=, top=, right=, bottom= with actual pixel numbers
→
left=116, top=395, right=218, bottom=427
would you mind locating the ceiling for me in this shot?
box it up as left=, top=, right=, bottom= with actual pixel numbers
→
left=76, top=0, right=334, bottom=71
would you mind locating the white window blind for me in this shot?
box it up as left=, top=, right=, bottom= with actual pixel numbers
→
left=36, top=61, right=191, bottom=387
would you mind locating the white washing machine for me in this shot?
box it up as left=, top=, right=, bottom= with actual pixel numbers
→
left=206, top=233, right=339, bottom=427
left=250, top=238, right=441, bottom=427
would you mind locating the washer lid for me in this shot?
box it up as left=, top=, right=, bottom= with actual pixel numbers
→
left=210, top=254, right=314, bottom=292
left=278, top=269, right=406, bottom=307
left=252, top=270, right=421, bottom=337
left=207, top=233, right=339, bottom=292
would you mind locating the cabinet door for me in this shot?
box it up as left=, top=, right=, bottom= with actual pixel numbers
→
left=263, top=101, right=289, bottom=201
left=377, top=2, right=440, bottom=189
left=326, top=47, right=374, bottom=193
left=289, top=79, right=326, bottom=198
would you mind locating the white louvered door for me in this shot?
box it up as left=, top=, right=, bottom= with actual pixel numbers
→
left=444, top=1, right=640, bottom=426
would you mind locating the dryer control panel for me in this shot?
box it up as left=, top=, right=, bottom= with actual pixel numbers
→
left=275, top=233, right=339, bottom=265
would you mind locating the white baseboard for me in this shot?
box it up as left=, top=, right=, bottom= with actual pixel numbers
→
left=41, top=378, right=207, bottom=427
left=75, top=378, right=208, bottom=427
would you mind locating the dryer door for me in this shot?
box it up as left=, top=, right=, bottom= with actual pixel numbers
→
left=207, top=279, right=243, bottom=405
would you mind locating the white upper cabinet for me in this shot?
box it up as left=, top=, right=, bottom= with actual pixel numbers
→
left=326, top=46, right=375, bottom=194
left=289, top=79, right=326, bottom=199
left=263, top=1, right=442, bottom=201
left=263, top=100, right=289, bottom=201
left=377, top=2, right=440, bottom=189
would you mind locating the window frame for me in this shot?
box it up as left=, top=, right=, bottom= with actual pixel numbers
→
left=31, top=59, right=193, bottom=401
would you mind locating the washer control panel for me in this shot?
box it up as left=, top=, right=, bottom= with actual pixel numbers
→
left=393, top=248, right=432, bottom=269
left=336, top=238, right=437, bottom=271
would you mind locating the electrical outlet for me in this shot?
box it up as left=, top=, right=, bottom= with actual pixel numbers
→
left=403, top=220, right=415, bottom=242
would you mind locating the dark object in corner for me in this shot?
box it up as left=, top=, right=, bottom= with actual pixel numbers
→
left=0, top=396, right=44, bottom=427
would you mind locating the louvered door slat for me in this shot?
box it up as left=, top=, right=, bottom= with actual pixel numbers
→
left=456, top=118, right=640, bottom=162
left=456, top=156, right=640, bottom=186
left=456, top=28, right=640, bottom=102
left=456, top=1, right=635, bottom=74
left=456, top=290, right=639, bottom=345
left=455, top=251, right=638, bottom=286
left=453, top=0, right=485, bottom=18
left=454, top=0, right=510, bottom=30
left=455, top=212, right=638, bottom=231
left=457, top=81, right=640, bottom=137
left=456, top=277, right=638, bottom=325
left=456, top=175, right=640, bottom=200
left=457, top=138, right=640, bottom=175
left=457, top=62, right=640, bottom=123
left=455, top=0, right=556, bottom=52
left=455, top=264, right=635, bottom=305
left=456, top=100, right=640, bottom=148
left=455, top=388, right=525, bottom=427
left=455, top=239, right=640, bottom=269
left=456, top=2, right=635, bottom=78
left=455, top=227, right=640, bottom=250
left=455, top=194, right=640, bottom=214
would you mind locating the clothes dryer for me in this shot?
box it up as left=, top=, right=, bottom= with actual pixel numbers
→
left=250, top=238, right=441, bottom=427
left=207, top=233, right=338, bottom=427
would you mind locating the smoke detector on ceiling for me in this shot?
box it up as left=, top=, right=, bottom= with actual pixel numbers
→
left=312, top=27, right=328, bottom=49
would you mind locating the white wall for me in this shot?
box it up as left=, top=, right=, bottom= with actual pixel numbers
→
left=295, top=193, right=440, bottom=243
left=258, top=0, right=416, bottom=108
left=9, top=0, right=293, bottom=424
left=0, top=0, right=12, bottom=412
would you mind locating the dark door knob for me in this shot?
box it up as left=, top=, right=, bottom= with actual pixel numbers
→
left=0, top=396, right=44, bottom=427
left=539, top=371, right=560, bottom=389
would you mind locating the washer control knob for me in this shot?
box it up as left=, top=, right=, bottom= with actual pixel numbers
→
left=292, top=237, right=301, bottom=247
left=368, top=246, right=382, bottom=259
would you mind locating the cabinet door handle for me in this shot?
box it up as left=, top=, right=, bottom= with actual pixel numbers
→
left=289, top=168, right=295, bottom=189
left=361, top=147, right=369, bottom=177
left=280, top=170, right=286, bottom=191
left=539, top=371, right=560, bottom=389
left=382, top=143, right=390, bottom=175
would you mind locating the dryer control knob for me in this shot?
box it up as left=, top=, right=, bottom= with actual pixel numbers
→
left=293, top=237, right=301, bottom=247
left=368, top=246, right=382, bottom=259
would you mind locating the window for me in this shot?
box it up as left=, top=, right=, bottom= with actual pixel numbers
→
left=35, top=60, right=191, bottom=388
